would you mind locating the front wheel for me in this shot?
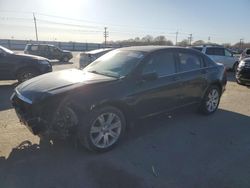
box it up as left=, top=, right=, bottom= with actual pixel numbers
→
left=78, top=106, right=126, bottom=152
left=62, top=56, right=69, bottom=62
left=199, top=85, right=221, bottom=115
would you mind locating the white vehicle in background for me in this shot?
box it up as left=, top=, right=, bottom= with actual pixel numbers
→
left=79, top=48, right=113, bottom=69
left=192, top=45, right=239, bottom=71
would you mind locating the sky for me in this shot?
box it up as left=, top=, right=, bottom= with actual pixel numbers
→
left=0, top=0, right=249, bottom=44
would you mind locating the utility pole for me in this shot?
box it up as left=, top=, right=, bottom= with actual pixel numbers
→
left=33, top=13, right=38, bottom=41
left=104, top=27, right=109, bottom=47
left=239, top=38, right=244, bottom=50
left=188, top=34, right=193, bottom=46
left=175, top=31, right=179, bottom=46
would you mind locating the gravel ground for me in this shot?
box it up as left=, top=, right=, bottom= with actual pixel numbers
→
left=0, top=51, right=249, bottom=188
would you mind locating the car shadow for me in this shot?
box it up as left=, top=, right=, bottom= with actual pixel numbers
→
left=226, top=71, right=236, bottom=82
left=0, top=83, right=16, bottom=111
left=0, top=108, right=250, bottom=188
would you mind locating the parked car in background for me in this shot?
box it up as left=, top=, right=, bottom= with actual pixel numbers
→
left=239, top=48, right=250, bottom=61
left=11, top=46, right=227, bottom=152
left=79, top=48, right=113, bottom=69
left=192, top=45, right=239, bottom=71
left=24, top=44, right=73, bottom=62
left=236, top=57, right=250, bottom=86
left=0, top=45, right=52, bottom=82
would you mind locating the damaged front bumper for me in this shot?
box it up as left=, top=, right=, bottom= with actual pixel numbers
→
left=11, top=92, right=47, bottom=135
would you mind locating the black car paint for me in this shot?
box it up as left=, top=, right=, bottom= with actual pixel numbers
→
left=236, top=58, right=250, bottom=85
left=11, top=47, right=226, bottom=137
left=0, top=52, right=52, bottom=80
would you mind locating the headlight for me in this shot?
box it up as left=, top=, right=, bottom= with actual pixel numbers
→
left=39, top=60, right=50, bottom=65
left=238, top=61, right=246, bottom=68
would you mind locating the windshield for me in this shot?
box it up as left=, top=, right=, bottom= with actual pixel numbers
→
left=0, top=46, right=14, bottom=54
left=84, top=50, right=145, bottom=78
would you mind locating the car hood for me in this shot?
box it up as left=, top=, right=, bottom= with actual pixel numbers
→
left=14, top=53, right=49, bottom=61
left=16, top=69, right=117, bottom=103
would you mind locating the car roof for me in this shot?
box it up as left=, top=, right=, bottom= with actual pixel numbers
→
left=118, top=46, right=189, bottom=53
left=27, top=44, right=55, bottom=47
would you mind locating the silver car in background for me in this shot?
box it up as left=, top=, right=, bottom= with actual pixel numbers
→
left=79, top=48, right=113, bottom=69
left=192, top=45, right=239, bottom=71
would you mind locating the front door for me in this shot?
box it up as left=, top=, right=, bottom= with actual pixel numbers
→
left=132, top=50, right=183, bottom=117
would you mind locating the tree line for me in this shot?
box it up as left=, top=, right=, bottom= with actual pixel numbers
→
left=107, top=35, right=250, bottom=49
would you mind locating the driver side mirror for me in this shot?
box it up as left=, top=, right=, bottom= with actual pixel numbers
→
left=141, top=72, right=158, bottom=81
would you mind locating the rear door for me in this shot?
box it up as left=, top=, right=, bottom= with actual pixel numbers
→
left=133, top=50, right=183, bottom=117
left=176, top=50, right=208, bottom=104
left=39, top=45, right=50, bottom=59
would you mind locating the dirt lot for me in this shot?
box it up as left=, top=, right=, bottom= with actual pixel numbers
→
left=0, top=52, right=249, bottom=188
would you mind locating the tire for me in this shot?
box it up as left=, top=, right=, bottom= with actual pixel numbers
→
left=62, top=56, right=69, bottom=62
left=233, top=62, right=238, bottom=72
left=17, top=68, right=39, bottom=83
left=199, top=85, right=221, bottom=115
left=38, top=134, right=52, bottom=148
left=77, top=106, right=126, bottom=152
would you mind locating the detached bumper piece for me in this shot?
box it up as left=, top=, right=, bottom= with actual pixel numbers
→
left=11, top=93, right=46, bottom=135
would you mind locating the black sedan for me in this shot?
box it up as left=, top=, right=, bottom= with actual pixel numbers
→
left=11, top=46, right=227, bottom=152
left=236, top=58, right=250, bottom=85
left=0, top=46, right=52, bottom=82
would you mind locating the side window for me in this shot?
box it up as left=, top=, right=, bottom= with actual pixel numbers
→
left=48, top=46, right=55, bottom=53
left=246, top=49, right=250, bottom=55
left=142, top=51, right=176, bottom=77
left=225, top=49, right=232, bottom=57
left=206, top=48, right=225, bottom=56
left=39, top=45, right=48, bottom=52
left=178, top=53, right=202, bottom=72
left=30, top=45, right=38, bottom=51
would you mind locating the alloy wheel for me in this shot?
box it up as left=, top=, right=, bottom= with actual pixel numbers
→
left=206, top=89, right=219, bottom=112
left=90, top=112, right=122, bottom=149
left=20, top=72, right=35, bottom=82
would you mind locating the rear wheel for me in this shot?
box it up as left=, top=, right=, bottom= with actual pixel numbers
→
left=78, top=106, right=126, bottom=152
left=17, top=68, right=39, bottom=83
left=199, top=85, right=221, bottom=115
left=62, top=56, right=69, bottom=62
